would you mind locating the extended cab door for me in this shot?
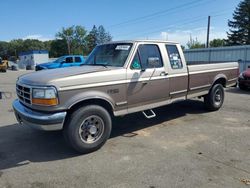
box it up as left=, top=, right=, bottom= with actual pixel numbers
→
left=126, top=43, right=170, bottom=112
left=165, top=44, right=188, bottom=99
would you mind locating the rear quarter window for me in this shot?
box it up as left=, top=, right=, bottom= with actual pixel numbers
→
left=166, top=45, right=183, bottom=69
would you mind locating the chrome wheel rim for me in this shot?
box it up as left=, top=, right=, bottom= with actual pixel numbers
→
left=214, top=89, right=222, bottom=106
left=78, top=115, right=104, bottom=144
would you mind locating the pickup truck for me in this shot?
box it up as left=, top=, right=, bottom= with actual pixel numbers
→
left=35, top=55, right=85, bottom=71
left=13, top=40, right=239, bottom=153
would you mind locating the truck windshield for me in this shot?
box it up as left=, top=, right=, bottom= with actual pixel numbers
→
left=54, top=56, right=65, bottom=63
left=83, top=43, right=133, bottom=67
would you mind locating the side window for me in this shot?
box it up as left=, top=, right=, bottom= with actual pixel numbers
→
left=65, top=57, right=73, bottom=63
left=166, top=45, right=183, bottom=69
left=130, top=44, right=163, bottom=70
left=75, top=56, right=81, bottom=63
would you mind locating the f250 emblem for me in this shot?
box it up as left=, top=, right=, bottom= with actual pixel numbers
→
left=107, top=89, right=119, bottom=94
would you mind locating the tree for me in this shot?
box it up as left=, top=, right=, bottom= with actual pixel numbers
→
left=227, top=0, right=250, bottom=45
left=50, top=39, right=68, bottom=57
left=187, top=36, right=205, bottom=49
left=209, top=39, right=226, bottom=47
left=8, top=39, right=24, bottom=57
left=0, top=41, right=9, bottom=57
left=97, top=25, right=112, bottom=45
left=22, top=39, right=45, bottom=51
left=73, top=25, right=87, bottom=55
left=56, top=26, right=74, bottom=54
left=85, top=25, right=112, bottom=54
left=86, top=25, right=98, bottom=54
left=56, top=25, right=87, bottom=55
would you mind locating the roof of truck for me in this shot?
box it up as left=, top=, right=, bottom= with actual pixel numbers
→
left=105, top=40, right=179, bottom=44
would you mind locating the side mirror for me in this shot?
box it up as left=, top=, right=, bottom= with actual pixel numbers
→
left=148, top=57, right=160, bottom=68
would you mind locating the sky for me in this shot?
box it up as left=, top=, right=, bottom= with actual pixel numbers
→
left=0, top=0, right=241, bottom=46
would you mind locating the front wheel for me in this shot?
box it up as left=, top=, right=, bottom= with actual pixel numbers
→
left=204, top=84, right=224, bottom=111
left=63, top=105, right=112, bottom=153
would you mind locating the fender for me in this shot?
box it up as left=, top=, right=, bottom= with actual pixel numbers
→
left=65, top=90, right=115, bottom=110
left=212, top=73, right=227, bottom=87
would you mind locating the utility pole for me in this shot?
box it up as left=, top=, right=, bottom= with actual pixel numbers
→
left=206, top=16, right=210, bottom=48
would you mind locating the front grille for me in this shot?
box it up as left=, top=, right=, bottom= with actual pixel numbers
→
left=16, top=83, right=31, bottom=104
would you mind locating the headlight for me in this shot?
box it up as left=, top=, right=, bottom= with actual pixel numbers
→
left=32, top=87, right=58, bottom=106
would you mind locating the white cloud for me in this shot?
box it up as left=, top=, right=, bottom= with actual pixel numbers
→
left=147, top=27, right=227, bottom=47
left=22, top=34, right=53, bottom=41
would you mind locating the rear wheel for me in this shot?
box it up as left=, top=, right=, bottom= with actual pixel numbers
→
left=204, top=84, right=224, bottom=111
left=63, top=105, right=112, bottom=153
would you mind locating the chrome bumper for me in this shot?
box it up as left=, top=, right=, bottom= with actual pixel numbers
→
left=12, top=99, right=67, bottom=131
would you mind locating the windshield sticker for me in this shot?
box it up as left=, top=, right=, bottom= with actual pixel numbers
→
left=115, top=45, right=130, bottom=50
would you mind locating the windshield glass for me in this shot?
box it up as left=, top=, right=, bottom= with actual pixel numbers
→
left=53, top=56, right=65, bottom=63
left=83, top=43, right=133, bottom=67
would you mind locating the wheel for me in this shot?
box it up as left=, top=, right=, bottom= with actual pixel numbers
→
left=63, top=105, right=112, bottom=153
left=239, top=83, right=246, bottom=90
left=204, top=84, right=224, bottom=111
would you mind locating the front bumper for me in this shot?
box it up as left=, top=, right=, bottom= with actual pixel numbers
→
left=12, top=99, right=67, bottom=131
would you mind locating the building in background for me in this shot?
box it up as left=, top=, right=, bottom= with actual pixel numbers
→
left=184, top=45, right=250, bottom=72
left=18, top=50, right=49, bottom=69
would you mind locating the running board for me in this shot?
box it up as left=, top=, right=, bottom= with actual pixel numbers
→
left=142, top=109, right=156, bottom=119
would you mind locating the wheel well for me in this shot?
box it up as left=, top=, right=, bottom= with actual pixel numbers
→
left=68, top=98, right=114, bottom=116
left=213, top=77, right=226, bottom=87
left=63, top=98, right=114, bottom=129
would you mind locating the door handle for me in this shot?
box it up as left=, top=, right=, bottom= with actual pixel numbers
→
left=160, top=72, right=168, bottom=76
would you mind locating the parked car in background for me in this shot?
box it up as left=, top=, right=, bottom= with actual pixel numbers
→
left=238, top=68, right=250, bottom=90
left=35, top=55, right=85, bottom=71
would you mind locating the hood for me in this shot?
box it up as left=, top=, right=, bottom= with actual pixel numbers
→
left=18, top=66, right=111, bottom=86
left=37, top=62, right=57, bottom=68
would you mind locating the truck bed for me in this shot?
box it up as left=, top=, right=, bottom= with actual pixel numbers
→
left=187, top=62, right=238, bottom=98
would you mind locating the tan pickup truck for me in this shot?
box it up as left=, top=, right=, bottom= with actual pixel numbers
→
left=13, top=40, right=239, bottom=153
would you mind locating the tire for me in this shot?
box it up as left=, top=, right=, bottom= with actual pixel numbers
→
left=204, top=84, right=224, bottom=111
left=63, top=105, right=112, bottom=153
left=239, top=83, right=246, bottom=90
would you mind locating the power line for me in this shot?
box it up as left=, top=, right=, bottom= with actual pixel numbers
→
left=108, top=0, right=208, bottom=29
left=114, top=10, right=231, bottom=39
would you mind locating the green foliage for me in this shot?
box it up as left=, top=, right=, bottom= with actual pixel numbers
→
left=0, top=25, right=112, bottom=58
left=227, top=0, right=250, bottom=45
left=187, top=37, right=205, bottom=49
left=56, top=25, right=87, bottom=55
left=0, top=41, right=9, bottom=56
left=85, top=25, right=112, bottom=54
left=49, top=39, right=68, bottom=57
left=209, top=39, right=226, bottom=47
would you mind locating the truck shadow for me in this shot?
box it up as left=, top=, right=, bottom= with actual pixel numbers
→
left=0, top=99, right=207, bottom=171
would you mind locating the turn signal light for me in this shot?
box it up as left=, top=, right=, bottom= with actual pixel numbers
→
left=32, top=98, right=58, bottom=106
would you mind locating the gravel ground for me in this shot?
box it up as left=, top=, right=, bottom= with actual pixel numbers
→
left=0, top=70, right=250, bottom=188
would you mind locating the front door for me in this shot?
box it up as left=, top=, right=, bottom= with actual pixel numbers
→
left=127, top=44, right=170, bottom=112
